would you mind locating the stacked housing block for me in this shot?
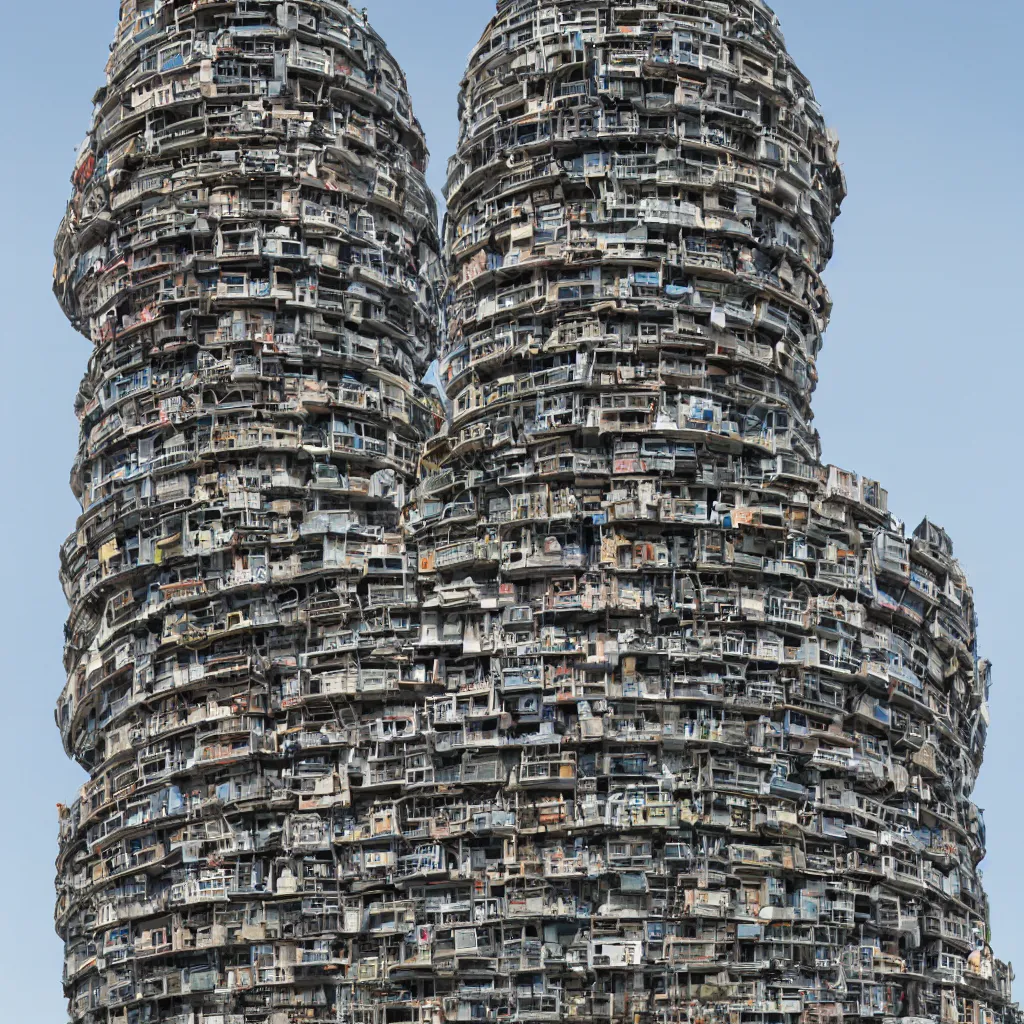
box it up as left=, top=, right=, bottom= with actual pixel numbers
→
left=415, top=3, right=1018, bottom=1024
left=52, top=3, right=1019, bottom=1024
left=52, top=1, right=441, bottom=1022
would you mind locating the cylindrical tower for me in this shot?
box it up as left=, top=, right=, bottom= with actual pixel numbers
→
left=52, top=2, right=440, bottom=1022
left=417, top=2, right=1017, bottom=1024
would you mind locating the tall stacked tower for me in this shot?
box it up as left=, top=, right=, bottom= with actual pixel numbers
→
left=52, top=4, right=1019, bottom=1024
left=53, top=2, right=440, bottom=1022
left=415, top=3, right=1018, bottom=1024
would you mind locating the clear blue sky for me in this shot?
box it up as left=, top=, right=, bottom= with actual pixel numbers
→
left=1, top=2, right=1021, bottom=1017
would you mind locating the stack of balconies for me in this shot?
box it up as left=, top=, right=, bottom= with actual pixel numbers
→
left=52, top=4, right=1018, bottom=1024
left=410, top=4, right=1018, bottom=1024
left=53, top=2, right=440, bottom=1021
